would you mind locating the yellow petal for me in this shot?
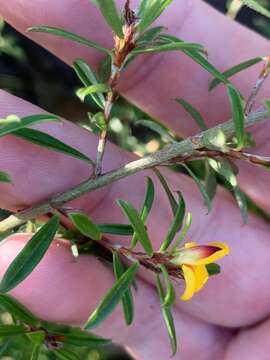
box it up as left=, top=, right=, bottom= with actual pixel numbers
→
left=181, top=265, right=196, bottom=301
left=184, top=242, right=197, bottom=248
left=194, top=242, right=230, bottom=265
left=193, top=265, right=209, bottom=292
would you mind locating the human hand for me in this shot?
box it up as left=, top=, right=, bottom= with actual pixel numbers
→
left=0, top=1, right=270, bottom=359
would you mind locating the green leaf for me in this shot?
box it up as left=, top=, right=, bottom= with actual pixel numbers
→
left=159, top=265, right=176, bottom=307
left=158, top=34, right=231, bottom=86
left=233, top=186, right=248, bottom=224
left=131, top=177, right=155, bottom=248
left=0, top=294, right=40, bottom=327
left=136, top=119, right=177, bottom=143
left=74, top=59, right=106, bottom=109
left=155, top=274, right=177, bottom=356
left=240, top=0, right=270, bottom=18
left=227, top=84, right=245, bottom=148
left=206, top=263, right=221, bottom=276
left=97, top=223, right=133, bottom=236
left=85, top=261, right=139, bottom=329
left=41, top=321, right=110, bottom=347
left=68, top=212, right=102, bottom=241
left=205, top=160, right=217, bottom=201
left=117, top=199, right=153, bottom=257
left=13, top=128, right=93, bottom=165
left=160, top=193, right=185, bottom=252
left=209, top=57, right=263, bottom=90
left=172, top=212, right=193, bottom=249
left=0, top=325, right=26, bottom=337
left=0, top=171, right=11, bottom=183
left=136, top=26, right=166, bottom=46
left=98, top=54, right=113, bottom=83
left=113, top=252, right=134, bottom=326
left=154, top=169, right=178, bottom=216
left=264, top=99, right=270, bottom=115
left=0, top=216, right=59, bottom=293
left=76, top=84, right=110, bottom=103
left=137, top=0, right=173, bottom=33
left=91, top=0, right=124, bottom=38
left=28, top=26, right=110, bottom=54
left=27, top=331, right=45, bottom=360
left=0, top=114, right=58, bottom=138
left=182, top=164, right=212, bottom=212
left=131, top=42, right=206, bottom=55
left=175, top=98, right=207, bottom=131
left=53, top=349, right=81, bottom=360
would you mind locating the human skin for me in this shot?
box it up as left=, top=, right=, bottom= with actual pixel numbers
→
left=0, top=0, right=270, bottom=359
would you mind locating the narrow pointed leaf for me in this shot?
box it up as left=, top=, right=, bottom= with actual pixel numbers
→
left=172, top=212, right=193, bottom=249
left=0, top=114, right=58, bottom=138
left=91, top=0, right=124, bottom=38
left=175, top=98, right=207, bottom=131
left=240, top=0, right=270, bottom=18
left=137, top=0, right=173, bottom=33
left=227, top=84, right=245, bottom=148
left=28, top=26, right=110, bottom=54
left=0, top=171, right=11, bottom=183
left=53, top=349, right=81, bottom=360
left=98, top=54, right=112, bottom=83
left=154, top=169, right=178, bottom=215
left=136, top=120, right=177, bottom=143
left=137, top=26, right=166, bottom=46
left=0, top=325, right=26, bottom=337
left=13, top=128, right=94, bottom=165
left=131, top=177, right=155, bottom=248
left=0, top=294, right=40, bottom=327
left=160, top=193, right=185, bottom=251
left=97, top=223, right=133, bottom=236
left=85, top=261, right=139, bottom=329
left=132, top=42, right=206, bottom=55
left=209, top=57, right=263, bottom=90
left=68, top=212, right=102, bottom=241
left=74, top=59, right=106, bottom=108
left=76, top=84, right=110, bottom=103
left=117, top=199, right=153, bottom=256
left=159, top=265, right=176, bottom=307
left=41, top=321, right=110, bottom=347
left=156, top=274, right=177, bottom=356
left=0, top=216, right=59, bottom=293
left=182, top=164, right=212, bottom=212
left=113, top=252, right=134, bottom=326
left=233, top=186, right=248, bottom=223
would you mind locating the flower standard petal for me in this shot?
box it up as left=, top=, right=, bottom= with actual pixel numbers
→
left=181, top=265, right=196, bottom=301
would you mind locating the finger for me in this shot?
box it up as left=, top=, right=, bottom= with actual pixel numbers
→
left=0, top=234, right=231, bottom=360
left=1, top=0, right=270, bottom=210
left=1, top=91, right=270, bottom=329
left=224, top=317, right=270, bottom=360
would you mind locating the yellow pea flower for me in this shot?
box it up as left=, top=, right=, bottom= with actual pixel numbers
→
left=171, top=242, right=229, bottom=301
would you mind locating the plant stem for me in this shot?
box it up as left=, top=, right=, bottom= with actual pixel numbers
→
left=0, top=109, right=268, bottom=234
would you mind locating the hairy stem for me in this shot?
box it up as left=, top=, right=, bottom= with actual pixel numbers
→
left=0, top=109, right=268, bottom=233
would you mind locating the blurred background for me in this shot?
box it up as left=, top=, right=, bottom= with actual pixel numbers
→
left=0, top=0, right=269, bottom=359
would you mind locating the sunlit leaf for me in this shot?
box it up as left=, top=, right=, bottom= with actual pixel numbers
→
left=0, top=171, right=11, bottom=183
left=91, top=0, right=124, bottom=38
left=28, top=26, right=110, bottom=54
left=156, top=274, right=177, bottom=356
left=68, top=212, right=102, bottom=241
left=13, top=128, right=93, bottom=164
left=131, top=42, right=206, bottom=55
left=227, top=84, right=245, bottom=148
left=136, top=119, right=177, bottom=143
left=0, top=114, right=58, bottom=138
left=137, top=0, right=173, bottom=33
left=74, top=59, right=106, bottom=109
left=175, top=98, right=207, bottom=131
left=0, top=294, right=40, bottom=327
left=209, top=57, right=263, bottom=90
left=113, top=252, right=134, bottom=326
left=160, top=193, right=185, bottom=251
left=131, top=177, right=155, bottom=248
left=117, top=199, right=153, bottom=257
left=0, top=216, right=59, bottom=293
left=76, top=84, right=110, bottom=103
left=85, top=262, right=139, bottom=329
